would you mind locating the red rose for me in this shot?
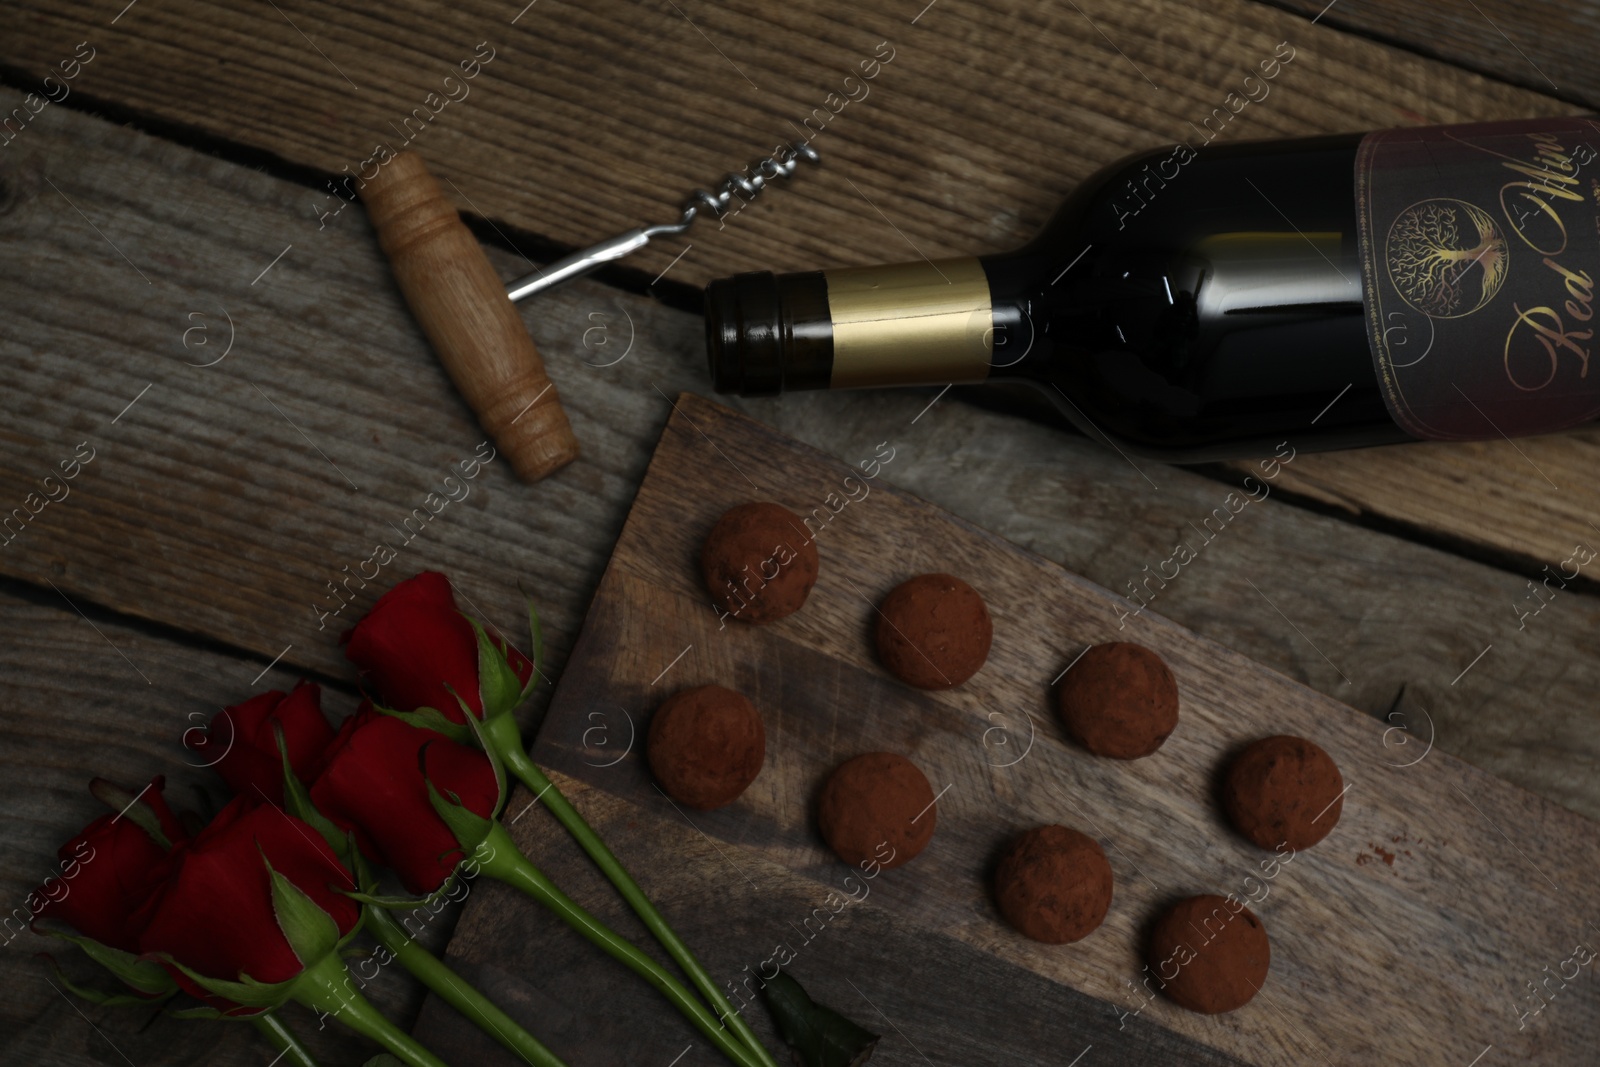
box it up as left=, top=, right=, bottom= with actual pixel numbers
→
left=186, top=680, right=334, bottom=806
left=310, top=703, right=500, bottom=894
left=136, top=796, right=359, bottom=992
left=33, top=776, right=186, bottom=951
left=342, top=571, right=533, bottom=723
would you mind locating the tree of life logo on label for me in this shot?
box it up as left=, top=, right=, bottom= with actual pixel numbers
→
left=1385, top=198, right=1510, bottom=319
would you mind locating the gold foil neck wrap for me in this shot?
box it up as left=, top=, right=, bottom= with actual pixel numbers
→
left=824, top=257, right=993, bottom=388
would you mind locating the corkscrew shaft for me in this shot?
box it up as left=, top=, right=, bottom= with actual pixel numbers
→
left=504, top=140, right=819, bottom=303
left=505, top=223, right=677, bottom=302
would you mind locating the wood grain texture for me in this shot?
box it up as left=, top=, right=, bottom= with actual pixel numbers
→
left=418, top=396, right=1600, bottom=1064
left=0, top=0, right=1574, bottom=289
left=2, top=93, right=1599, bottom=827
left=0, top=589, right=445, bottom=1067
left=1228, top=433, right=1600, bottom=575
left=1258, top=0, right=1600, bottom=107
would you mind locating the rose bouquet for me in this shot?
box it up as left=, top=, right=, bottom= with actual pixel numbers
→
left=35, top=774, right=431, bottom=1067
left=30, top=571, right=813, bottom=1067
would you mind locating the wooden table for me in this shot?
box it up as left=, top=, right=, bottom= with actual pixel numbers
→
left=2, top=2, right=1597, bottom=1064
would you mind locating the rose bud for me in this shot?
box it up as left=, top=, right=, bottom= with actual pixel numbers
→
left=310, top=703, right=501, bottom=894
left=31, top=776, right=186, bottom=951
left=342, top=571, right=533, bottom=724
left=185, top=680, right=334, bottom=805
left=136, top=796, right=360, bottom=1000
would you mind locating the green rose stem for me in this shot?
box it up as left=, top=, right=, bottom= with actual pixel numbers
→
left=364, top=904, right=566, bottom=1067
left=474, top=821, right=764, bottom=1067
left=290, top=951, right=448, bottom=1067
left=248, top=1012, right=320, bottom=1067
left=482, top=725, right=777, bottom=1067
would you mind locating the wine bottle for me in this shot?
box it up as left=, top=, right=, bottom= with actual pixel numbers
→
left=703, top=117, right=1600, bottom=461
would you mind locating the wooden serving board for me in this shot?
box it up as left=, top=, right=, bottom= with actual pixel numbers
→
left=415, top=395, right=1600, bottom=1066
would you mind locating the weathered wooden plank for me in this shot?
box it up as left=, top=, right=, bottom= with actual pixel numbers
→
left=1, top=93, right=1598, bottom=829
left=417, top=398, right=1600, bottom=1064
left=0, top=0, right=1571, bottom=289
left=0, top=589, right=441, bottom=1067
left=1258, top=0, right=1600, bottom=108
left=1229, top=435, right=1600, bottom=580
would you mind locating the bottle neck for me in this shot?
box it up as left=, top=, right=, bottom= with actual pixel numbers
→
left=705, top=256, right=1003, bottom=395
left=705, top=130, right=1379, bottom=399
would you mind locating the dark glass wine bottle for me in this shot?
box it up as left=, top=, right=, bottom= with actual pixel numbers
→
left=704, top=118, right=1600, bottom=460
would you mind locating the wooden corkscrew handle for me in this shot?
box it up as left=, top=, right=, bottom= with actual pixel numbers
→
left=360, top=151, right=579, bottom=482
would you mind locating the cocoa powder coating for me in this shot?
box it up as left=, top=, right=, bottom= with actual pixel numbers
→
left=1057, top=642, right=1178, bottom=759
left=646, top=685, right=766, bottom=810
left=993, top=825, right=1113, bottom=944
left=817, top=752, right=936, bottom=869
left=701, top=502, right=819, bottom=624
left=1147, top=894, right=1271, bottom=1014
left=1223, top=735, right=1344, bottom=850
left=874, top=573, right=992, bottom=689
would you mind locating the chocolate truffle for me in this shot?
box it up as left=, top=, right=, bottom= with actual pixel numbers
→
left=994, top=825, right=1113, bottom=944
left=701, top=502, right=819, bottom=624
left=1057, top=642, right=1178, bottom=759
left=875, top=573, right=992, bottom=689
left=817, top=752, right=936, bottom=869
left=1223, top=735, right=1344, bottom=850
left=647, top=685, right=765, bottom=810
left=1147, top=894, right=1270, bottom=1014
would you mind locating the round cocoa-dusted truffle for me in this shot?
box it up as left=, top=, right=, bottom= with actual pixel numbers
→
left=1223, top=735, right=1344, bottom=851
left=874, top=573, right=992, bottom=689
left=647, top=685, right=766, bottom=810
left=701, top=502, right=819, bottom=624
left=1057, top=642, right=1178, bottom=759
left=994, top=825, right=1113, bottom=944
left=817, top=752, right=936, bottom=869
left=1147, top=894, right=1270, bottom=1014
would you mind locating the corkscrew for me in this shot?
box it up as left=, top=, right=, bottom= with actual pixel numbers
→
left=504, top=140, right=821, bottom=302
left=356, top=140, right=817, bottom=486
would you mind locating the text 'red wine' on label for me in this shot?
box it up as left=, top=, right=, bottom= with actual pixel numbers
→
left=1356, top=117, right=1600, bottom=440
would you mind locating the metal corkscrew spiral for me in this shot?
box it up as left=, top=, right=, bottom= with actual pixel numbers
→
left=504, top=140, right=821, bottom=303
left=682, top=140, right=821, bottom=222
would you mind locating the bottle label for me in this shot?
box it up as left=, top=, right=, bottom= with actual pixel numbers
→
left=1356, top=117, right=1600, bottom=439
